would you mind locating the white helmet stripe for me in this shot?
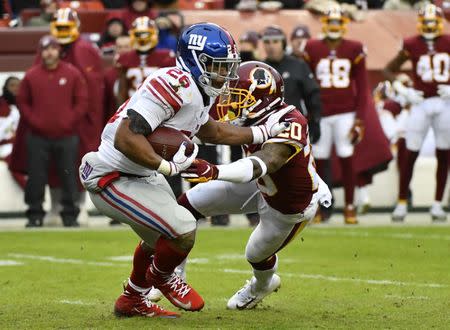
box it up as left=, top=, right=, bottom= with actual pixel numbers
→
left=191, top=50, right=204, bottom=74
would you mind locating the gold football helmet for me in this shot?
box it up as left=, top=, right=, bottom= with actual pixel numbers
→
left=417, top=3, right=443, bottom=40
left=50, top=8, right=80, bottom=45
left=130, top=16, right=159, bottom=52
left=321, top=4, right=349, bottom=40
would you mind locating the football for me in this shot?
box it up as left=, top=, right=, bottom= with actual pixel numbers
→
left=146, top=126, right=194, bottom=160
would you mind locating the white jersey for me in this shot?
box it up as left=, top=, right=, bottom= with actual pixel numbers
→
left=0, top=104, right=20, bottom=159
left=97, top=66, right=210, bottom=176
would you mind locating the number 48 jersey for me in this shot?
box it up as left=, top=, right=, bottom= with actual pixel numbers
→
left=302, top=38, right=367, bottom=117
left=402, top=34, right=450, bottom=98
left=245, top=106, right=318, bottom=214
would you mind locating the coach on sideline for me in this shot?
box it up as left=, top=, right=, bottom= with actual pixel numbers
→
left=17, top=35, right=88, bottom=228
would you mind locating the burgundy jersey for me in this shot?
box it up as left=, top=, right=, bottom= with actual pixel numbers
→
left=402, top=35, right=450, bottom=98
left=245, top=106, right=319, bottom=214
left=303, top=38, right=369, bottom=117
left=117, top=49, right=176, bottom=98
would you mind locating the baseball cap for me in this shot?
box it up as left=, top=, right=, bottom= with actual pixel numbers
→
left=291, top=24, right=311, bottom=40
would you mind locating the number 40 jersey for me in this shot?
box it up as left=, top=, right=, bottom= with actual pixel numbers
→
left=302, top=38, right=368, bottom=118
left=245, top=106, right=318, bottom=215
left=402, top=34, right=450, bottom=98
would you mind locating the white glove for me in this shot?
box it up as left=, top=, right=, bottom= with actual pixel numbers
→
left=393, top=80, right=424, bottom=105
left=157, top=142, right=199, bottom=176
left=317, top=175, right=332, bottom=208
left=251, top=106, right=293, bottom=144
left=437, top=84, right=450, bottom=99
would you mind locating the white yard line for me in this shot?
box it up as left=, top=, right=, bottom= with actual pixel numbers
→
left=222, top=269, right=448, bottom=288
left=0, top=260, right=24, bottom=266
left=308, top=230, right=450, bottom=241
left=8, top=253, right=128, bottom=267
left=59, top=299, right=96, bottom=306
left=384, top=294, right=430, bottom=300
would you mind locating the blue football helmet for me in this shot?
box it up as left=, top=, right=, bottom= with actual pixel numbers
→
left=177, top=23, right=241, bottom=97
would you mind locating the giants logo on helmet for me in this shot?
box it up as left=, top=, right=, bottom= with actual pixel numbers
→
left=188, top=34, right=207, bottom=51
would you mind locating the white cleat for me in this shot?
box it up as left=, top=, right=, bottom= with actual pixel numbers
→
left=430, top=203, right=447, bottom=222
left=392, top=203, right=407, bottom=222
left=227, top=274, right=281, bottom=310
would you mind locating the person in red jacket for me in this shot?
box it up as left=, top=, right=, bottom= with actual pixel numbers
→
left=17, top=35, right=88, bottom=228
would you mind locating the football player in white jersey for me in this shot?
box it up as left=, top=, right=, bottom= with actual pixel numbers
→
left=79, top=23, right=291, bottom=318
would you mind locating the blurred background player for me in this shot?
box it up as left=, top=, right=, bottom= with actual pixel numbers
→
left=122, top=0, right=157, bottom=30
left=0, top=76, right=20, bottom=160
left=302, top=4, right=371, bottom=224
left=178, top=61, right=332, bottom=309
left=116, top=16, right=175, bottom=105
left=384, top=3, right=450, bottom=222
left=261, top=25, right=322, bottom=145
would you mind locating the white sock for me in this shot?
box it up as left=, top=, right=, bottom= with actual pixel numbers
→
left=128, top=278, right=150, bottom=293
left=252, top=255, right=278, bottom=292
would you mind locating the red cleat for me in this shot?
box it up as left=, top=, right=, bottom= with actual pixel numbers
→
left=114, top=285, right=180, bottom=318
left=147, top=267, right=204, bottom=311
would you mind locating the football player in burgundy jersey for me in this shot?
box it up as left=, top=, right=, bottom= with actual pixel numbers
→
left=79, top=23, right=291, bottom=318
left=177, top=61, right=332, bottom=310
left=116, top=16, right=175, bottom=105
left=384, top=4, right=450, bottom=222
left=301, top=4, right=371, bottom=224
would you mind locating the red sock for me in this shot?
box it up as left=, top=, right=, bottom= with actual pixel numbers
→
left=129, top=242, right=153, bottom=288
left=399, top=150, right=419, bottom=200
left=177, top=193, right=204, bottom=220
left=339, top=156, right=355, bottom=205
left=396, top=138, right=407, bottom=172
left=151, top=237, right=190, bottom=277
left=435, top=149, right=449, bottom=202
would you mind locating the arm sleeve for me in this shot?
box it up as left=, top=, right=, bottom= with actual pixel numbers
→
left=127, top=87, right=172, bottom=131
left=16, top=76, right=34, bottom=124
left=299, top=60, right=322, bottom=122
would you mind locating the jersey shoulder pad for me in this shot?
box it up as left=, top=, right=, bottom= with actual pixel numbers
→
left=116, top=50, right=135, bottom=68
left=402, top=35, right=421, bottom=53
left=143, top=67, right=192, bottom=115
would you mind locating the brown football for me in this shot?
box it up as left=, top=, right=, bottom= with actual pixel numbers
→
left=147, top=126, right=194, bottom=160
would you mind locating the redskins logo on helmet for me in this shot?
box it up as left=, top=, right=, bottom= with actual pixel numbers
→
left=50, top=8, right=80, bottom=45
left=130, top=16, right=159, bottom=52
left=417, top=4, right=443, bottom=40
left=321, top=4, right=349, bottom=40
left=217, top=61, right=284, bottom=124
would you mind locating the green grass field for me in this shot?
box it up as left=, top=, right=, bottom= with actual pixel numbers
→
left=0, top=225, right=449, bottom=329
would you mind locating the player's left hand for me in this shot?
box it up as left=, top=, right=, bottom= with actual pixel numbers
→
left=181, top=159, right=219, bottom=183
left=437, top=84, right=450, bottom=99
left=252, top=107, right=293, bottom=143
left=348, top=119, right=365, bottom=145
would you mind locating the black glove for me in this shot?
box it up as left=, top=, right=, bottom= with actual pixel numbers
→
left=308, top=120, right=321, bottom=144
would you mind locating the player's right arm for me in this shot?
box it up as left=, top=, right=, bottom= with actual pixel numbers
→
left=181, top=142, right=295, bottom=184
left=114, top=110, right=162, bottom=170
left=383, top=48, right=409, bottom=81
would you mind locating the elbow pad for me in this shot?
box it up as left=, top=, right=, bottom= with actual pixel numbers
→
left=217, top=156, right=267, bottom=183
